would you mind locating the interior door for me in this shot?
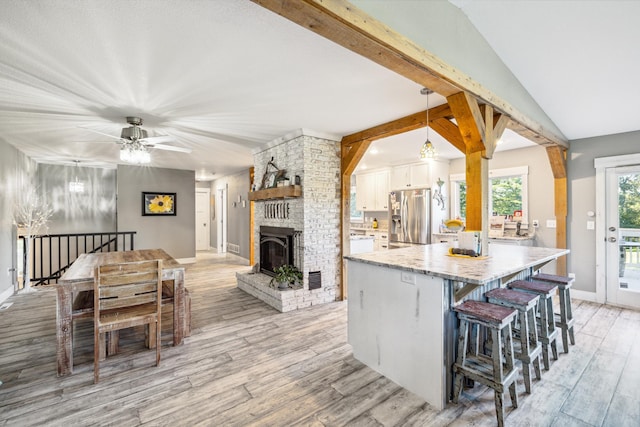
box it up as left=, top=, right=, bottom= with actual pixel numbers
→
left=195, top=189, right=210, bottom=251
left=605, top=165, right=640, bottom=309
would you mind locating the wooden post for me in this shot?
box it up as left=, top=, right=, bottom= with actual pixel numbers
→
left=547, top=146, right=568, bottom=275
left=340, top=138, right=373, bottom=300
left=249, top=167, right=255, bottom=266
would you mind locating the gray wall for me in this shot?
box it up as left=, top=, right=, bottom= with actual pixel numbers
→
left=568, top=130, right=640, bottom=293
left=37, top=164, right=116, bottom=234
left=117, top=165, right=196, bottom=260
left=0, top=140, right=35, bottom=298
left=211, top=169, right=251, bottom=260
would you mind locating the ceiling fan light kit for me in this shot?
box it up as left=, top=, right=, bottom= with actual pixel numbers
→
left=120, top=141, right=151, bottom=164
left=81, top=116, right=191, bottom=165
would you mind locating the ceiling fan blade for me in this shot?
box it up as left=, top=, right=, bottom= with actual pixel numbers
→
left=77, top=126, right=122, bottom=140
left=150, top=144, right=192, bottom=153
left=141, top=135, right=177, bottom=144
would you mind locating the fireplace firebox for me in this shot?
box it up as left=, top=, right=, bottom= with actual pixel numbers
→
left=259, top=226, right=295, bottom=277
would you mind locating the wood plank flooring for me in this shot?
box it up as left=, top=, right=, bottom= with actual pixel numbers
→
left=1, top=252, right=639, bottom=426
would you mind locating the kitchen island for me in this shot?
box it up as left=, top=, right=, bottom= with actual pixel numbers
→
left=344, top=243, right=569, bottom=410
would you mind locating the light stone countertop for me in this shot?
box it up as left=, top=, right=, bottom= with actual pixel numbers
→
left=489, top=234, right=534, bottom=241
left=344, top=243, right=569, bottom=285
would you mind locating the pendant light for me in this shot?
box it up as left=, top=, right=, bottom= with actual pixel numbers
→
left=68, top=160, right=85, bottom=193
left=420, top=87, right=437, bottom=159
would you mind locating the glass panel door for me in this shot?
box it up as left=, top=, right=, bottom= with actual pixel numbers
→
left=606, top=165, right=640, bottom=308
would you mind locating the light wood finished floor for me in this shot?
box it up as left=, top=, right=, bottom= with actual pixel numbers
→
left=1, top=252, right=639, bottom=426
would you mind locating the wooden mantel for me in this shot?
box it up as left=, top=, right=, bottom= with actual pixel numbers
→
left=248, top=185, right=302, bottom=201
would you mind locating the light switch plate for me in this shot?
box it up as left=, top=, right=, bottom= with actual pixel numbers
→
left=546, top=219, right=556, bottom=228
left=587, top=221, right=595, bottom=230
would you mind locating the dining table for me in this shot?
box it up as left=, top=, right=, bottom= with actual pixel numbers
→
left=56, top=248, right=187, bottom=376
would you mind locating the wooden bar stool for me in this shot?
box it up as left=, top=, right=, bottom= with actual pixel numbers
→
left=532, top=273, right=575, bottom=353
left=453, top=300, right=519, bottom=427
left=485, top=288, right=542, bottom=394
left=508, top=280, right=559, bottom=370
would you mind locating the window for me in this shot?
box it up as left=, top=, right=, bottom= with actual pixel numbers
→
left=350, top=184, right=363, bottom=222
left=450, top=166, right=528, bottom=221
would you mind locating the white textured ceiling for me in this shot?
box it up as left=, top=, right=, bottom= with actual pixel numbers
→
left=1, top=1, right=637, bottom=177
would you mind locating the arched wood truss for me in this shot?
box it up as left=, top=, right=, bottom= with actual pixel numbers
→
left=253, top=0, right=569, bottom=299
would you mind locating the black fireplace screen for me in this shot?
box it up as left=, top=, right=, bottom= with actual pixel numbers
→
left=259, top=226, right=295, bottom=277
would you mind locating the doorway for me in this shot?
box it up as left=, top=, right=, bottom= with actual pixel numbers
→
left=596, top=153, right=640, bottom=309
left=216, top=185, right=227, bottom=253
left=195, top=188, right=210, bottom=251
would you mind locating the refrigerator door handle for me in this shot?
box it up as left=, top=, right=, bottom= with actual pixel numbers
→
left=401, top=195, right=408, bottom=239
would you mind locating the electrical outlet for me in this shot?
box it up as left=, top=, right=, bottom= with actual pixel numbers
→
left=587, top=221, right=595, bottom=230
left=401, top=271, right=416, bottom=285
left=532, top=220, right=539, bottom=228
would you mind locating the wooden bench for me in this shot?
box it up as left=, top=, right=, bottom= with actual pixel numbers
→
left=453, top=300, right=519, bottom=427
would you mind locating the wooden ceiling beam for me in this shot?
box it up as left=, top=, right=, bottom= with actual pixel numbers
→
left=341, top=140, right=372, bottom=176
left=429, top=118, right=465, bottom=154
left=447, top=92, right=485, bottom=154
left=252, top=0, right=569, bottom=149
left=341, top=103, right=454, bottom=146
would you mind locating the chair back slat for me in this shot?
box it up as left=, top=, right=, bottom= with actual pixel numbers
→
left=99, top=271, right=159, bottom=286
left=100, top=282, right=158, bottom=298
left=99, top=291, right=158, bottom=310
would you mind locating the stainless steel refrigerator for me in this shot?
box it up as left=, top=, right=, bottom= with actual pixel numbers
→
left=389, top=188, right=431, bottom=245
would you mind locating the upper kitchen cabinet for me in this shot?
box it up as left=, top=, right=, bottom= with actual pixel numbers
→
left=355, top=170, right=389, bottom=211
left=390, top=163, right=430, bottom=190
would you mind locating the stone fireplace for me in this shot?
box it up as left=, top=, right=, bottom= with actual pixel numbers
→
left=259, top=226, right=295, bottom=276
left=236, top=130, right=340, bottom=312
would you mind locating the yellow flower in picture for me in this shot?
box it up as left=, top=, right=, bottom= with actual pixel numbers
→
left=148, top=195, right=174, bottom=213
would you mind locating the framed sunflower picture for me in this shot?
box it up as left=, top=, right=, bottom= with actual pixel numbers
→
left=142, top=192, right=176, bottom=216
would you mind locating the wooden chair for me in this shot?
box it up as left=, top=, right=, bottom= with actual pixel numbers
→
left=93, top=259, right=162, bottom=383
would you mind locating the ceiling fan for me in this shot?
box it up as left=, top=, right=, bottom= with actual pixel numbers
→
left=81, top=116, right=192, bottom=164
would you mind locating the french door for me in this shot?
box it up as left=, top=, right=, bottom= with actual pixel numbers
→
left=604, top=164, right=640, bottom=309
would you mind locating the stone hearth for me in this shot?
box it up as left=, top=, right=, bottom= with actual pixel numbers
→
left=236, top=271, right=334, bottom=312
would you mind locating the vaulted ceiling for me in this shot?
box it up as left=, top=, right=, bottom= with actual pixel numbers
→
left=1, top=1, right=637, bottom=178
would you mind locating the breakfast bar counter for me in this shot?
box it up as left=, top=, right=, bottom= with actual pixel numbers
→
left=344, top=243, right=569, bottom=410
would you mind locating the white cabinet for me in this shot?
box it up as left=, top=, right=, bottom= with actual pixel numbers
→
left=375, top=230, right=389, bottom=250
left=390, top=165, right=411, bottom=189
left=410, top=163, right=430, bottom=188
left=355, top=170, right=389, bottom=211
left=350, top=237, right=375, bottom=254
left=390, top=163, right=430, bottom=189
left=375, top=171, right=390, bottom=210
left=355, top=173, right=375, bottom=211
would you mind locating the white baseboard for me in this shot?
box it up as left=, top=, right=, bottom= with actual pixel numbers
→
left=571, top=289, right=597, bottom=302
left=0, top=286, right=14, bottom=305
left=176, top=257, right=197, bottom=264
